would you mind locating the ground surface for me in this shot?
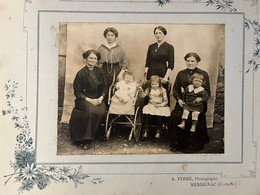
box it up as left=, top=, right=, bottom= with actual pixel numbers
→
left=57, top=123, right=224, bottom=155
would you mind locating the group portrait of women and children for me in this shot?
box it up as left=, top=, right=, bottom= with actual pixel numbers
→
left=60, top=23, right=224, bottom=153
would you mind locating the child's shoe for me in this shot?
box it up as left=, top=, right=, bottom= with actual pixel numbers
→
left=190, top=120, right=197, bottom=132
left=142, top=130, right=148, bottom=138
left=178, top=120, right=186, bottom=129
left=155, top=130, right=160, bottom=139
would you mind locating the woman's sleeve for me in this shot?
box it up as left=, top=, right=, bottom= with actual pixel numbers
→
left=145, top=45, right=152, bottom=68
left=73, top=72, right=87, bottom=100
left=120, top=49, right=128, bottom=70
left=167, top=45, right=174, bottom=70
left=203, top=71, right=211, bottom=97
left=172, top=72, right=183, bottom=101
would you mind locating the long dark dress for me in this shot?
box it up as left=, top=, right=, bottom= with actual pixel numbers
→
left=145, top=41, right=174, bottom=105
left=169, top=67, right=211, bottom=152
left=69, top=66, right=107, bottom=142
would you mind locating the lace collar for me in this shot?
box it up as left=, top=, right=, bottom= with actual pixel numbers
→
left=188, top=85, right=204, bottom=94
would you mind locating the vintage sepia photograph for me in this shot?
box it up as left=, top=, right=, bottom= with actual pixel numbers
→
left=57, top=23, right=225, bottom=155
left=2, top=0, right=260, bottom=194
left=2, top=0, right=260, bottom=193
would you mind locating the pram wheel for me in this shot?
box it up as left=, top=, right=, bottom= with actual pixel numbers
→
left=133, top=107, right=142, bottom=142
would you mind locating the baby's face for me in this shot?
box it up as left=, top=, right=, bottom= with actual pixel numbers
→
left=192, top=77, right=203, bottom=88
left=124, top=75, right=134, bottom=84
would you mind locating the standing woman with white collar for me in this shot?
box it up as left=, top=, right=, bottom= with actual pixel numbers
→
left=144, top=26, right=174, bottom=105
left=98, top=27, right=128, bottom=89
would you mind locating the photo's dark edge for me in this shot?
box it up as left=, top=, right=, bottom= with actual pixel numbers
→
left=34, top=10, right=246, bottom=168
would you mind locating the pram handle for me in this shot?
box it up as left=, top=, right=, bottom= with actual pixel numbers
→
left=132, top=87, right=140, bottom=106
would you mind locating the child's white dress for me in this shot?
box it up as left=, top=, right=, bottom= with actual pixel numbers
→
left=109, top=81, right=137, bottom=115
left=142, top=88, right=170, bottom=117
left=114, top=81, right=137, bottom=102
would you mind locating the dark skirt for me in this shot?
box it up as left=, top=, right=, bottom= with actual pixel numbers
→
left=69, top=99, right=106, bottom=142
left=102, top=63, right=121, bottom=88
left=168, top=104, right=210, bottom=152
left=147, top=62, right=167, bottom=80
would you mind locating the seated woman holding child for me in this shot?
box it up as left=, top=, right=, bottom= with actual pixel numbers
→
left=168, top=52, right=211, bottom=153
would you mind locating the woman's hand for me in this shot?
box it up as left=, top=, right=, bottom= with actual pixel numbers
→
left=178, top=99, right=185, bottom=107
left=97, top=96, right=104, bottom=105
left=89, top=99, right=99, bottom=106
left=85, top=97, right=101, bottom=106
left=161, top=78, right=168, bottom=84
left=162, top=68, right=171, bottom=84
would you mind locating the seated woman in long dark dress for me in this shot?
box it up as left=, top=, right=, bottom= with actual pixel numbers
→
left=169, top=52, right=211, bottom=153
left=69, top=49, right=107, bottom=150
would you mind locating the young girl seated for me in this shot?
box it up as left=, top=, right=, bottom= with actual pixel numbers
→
left=178, top=73, right=209, bottom=132
left=142, top=75, right=171, bottom=138
left=114, top=71, right=137, bottom=103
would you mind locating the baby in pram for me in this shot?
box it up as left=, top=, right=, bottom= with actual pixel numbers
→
left=114, top=71, right=137, bottom=103
left=108, top=71, right=139, bottom=114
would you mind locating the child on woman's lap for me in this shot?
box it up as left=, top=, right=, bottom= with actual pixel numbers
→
left=141, top=75, right=170, bottom=139
left=178, top=73, right=209, bottom=132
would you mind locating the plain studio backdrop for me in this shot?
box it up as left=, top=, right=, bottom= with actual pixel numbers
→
left=60, top=23, right=225, bottom=128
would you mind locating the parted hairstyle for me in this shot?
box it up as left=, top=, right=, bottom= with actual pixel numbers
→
left=184, top=52, right=201, bottom=63
left=153, top=26, right=167, bottom=35
left=103, top=27, right=119, bottom=38
left=82, top=49, right=101, bottom=61
left=149, top=75, right=162, bottom=88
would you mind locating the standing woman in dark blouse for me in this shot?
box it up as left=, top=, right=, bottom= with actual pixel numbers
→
left=144, top=26, right=174, bottom=103
left=69, top=50, right=107, bottom=150
left=169, top=52, right=211, bottom=152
